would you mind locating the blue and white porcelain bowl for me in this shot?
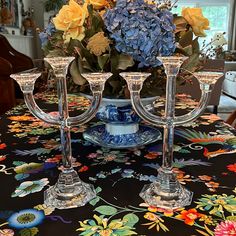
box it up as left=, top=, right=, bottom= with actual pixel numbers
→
left=82, top=95, right=162, bottom=149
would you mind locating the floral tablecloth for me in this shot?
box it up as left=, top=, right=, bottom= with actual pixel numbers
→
left=0, top=94, right=236, bottom=236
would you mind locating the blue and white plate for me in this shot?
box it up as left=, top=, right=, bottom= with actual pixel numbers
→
left=83, top=124, right=162, bottom=149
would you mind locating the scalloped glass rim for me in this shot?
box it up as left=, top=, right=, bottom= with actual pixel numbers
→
left=120, top=72, right=151, bottom=78
left=157, top=56, right=188, bottom=65
left=10, top=72, right=41, bottom=81
left=44, top=57, right=75, bottom=69
left=81, top=72, right=113, bottom=80
left=194, top=71, right=224, bottom=85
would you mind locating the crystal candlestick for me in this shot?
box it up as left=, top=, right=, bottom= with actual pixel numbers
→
left=11, top=57, right=112, bottom=209
left=120, top=57, right=223, bottom=209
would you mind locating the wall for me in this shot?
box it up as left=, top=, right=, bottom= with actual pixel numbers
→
left=3, top=0, right=35, bottom=58
left=31, top=0, right=46, bottom=59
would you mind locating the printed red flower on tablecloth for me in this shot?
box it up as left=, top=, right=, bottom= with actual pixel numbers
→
left=78, top=166, right=89, bottom=172
left=198, top=175, right=212, bottom=181
left=0, top=143, right=6, bottom=149
left=205, top=181, right=220, bottom=192
left=205, top=181, right=220, bottom=189
left=0, top=155, right=6, bottom=162
left=45, top=154, right=62, bottom=163
left=144, top=152, right=159, bottom=159
left=227, top=163, right=236, bottom=173
left=201, top=114, right=221, bottom=122
left=176, top=208, right=202, bottom=226
left=214, top=220, right=236, bottom=236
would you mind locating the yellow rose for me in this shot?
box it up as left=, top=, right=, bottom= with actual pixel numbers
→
left=63, top=27, right=85, bottom=43
left=87, top=32, right=110, bottom=56
left=86, top=0, right=108, bottom=10
left=53, top=0, right=88, bottom=42
left=182, top=7, right=210, bottom=37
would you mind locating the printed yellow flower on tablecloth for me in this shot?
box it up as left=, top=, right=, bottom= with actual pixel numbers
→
left=182, top=7, right=209, bottom=37
left=87, top=31, right=111, bottom=56
left=53, top=0, right=88, bottom=42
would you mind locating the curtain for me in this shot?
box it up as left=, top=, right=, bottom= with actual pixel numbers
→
left=228, top=0, right=236, bottom=50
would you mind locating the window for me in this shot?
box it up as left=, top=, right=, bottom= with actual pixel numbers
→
left=172, top=0, right=231, bottom=49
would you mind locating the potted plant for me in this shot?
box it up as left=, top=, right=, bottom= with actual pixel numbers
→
left=38, top=0, right=209, bottom=148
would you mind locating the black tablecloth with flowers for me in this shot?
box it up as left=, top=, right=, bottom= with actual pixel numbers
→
left=0, top=93, right=236, bottom=236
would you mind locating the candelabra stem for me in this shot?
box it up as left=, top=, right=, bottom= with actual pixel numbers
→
left=162, top=125, right=174, bottom=170
left=60, top=124, right=73, bottom=169
left=57, top=75, right=72, bottom=169
left=162, top=74, right=176, bottom=170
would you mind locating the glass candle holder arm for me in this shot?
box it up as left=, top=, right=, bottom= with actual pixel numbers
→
left=67, top=91, right=102, bottom=126
left=130, top=91, right=166, bottom=126
left=173, top=88, right=211, bottom=126
left=68, top=73, right=111, bottom=127
left=23, top=92, right=60, bottom=125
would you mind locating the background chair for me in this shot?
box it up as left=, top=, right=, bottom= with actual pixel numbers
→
left=177, top=59, right=225, bottom=114
left=222, top=61, right=236, bottom=99
left=226, top=110, right=236, bottom=128
left=0, top=34, right=34, bottom=114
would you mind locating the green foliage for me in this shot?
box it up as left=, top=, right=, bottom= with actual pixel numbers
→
left=226, top=216, right=236, bottom=221
left=123, top=213, right=139, bottom=227
left=94, top=205, right=118, bottom=215
left=89, top=197, right=100, bottom=206
left=77, top=213, right=138, bottom=235
left=19, top=227, right=39, bottom=236
left=44, top=0, right=65, bottom=12
left=86, top=5, right=104, bottom=38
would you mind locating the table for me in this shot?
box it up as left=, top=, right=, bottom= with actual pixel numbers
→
left=0, top=94, right=236, bottom=236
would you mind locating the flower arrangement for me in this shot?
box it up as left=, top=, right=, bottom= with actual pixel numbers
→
left=39, top=0, right=210, bottom=98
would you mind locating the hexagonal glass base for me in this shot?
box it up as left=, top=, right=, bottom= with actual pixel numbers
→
left=44, top=170, right=96, bottom=209
left=140, top=168, right=193, bottom=209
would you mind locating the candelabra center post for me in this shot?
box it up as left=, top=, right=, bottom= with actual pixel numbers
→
left=57, top=74, right=72, bottom=170
left=160, top=57, right=186, bottom=172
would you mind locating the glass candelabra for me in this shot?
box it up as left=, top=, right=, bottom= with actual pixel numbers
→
left=120, top=56, right=223, bottom=209
left=11, top=57, right=112, bottom=209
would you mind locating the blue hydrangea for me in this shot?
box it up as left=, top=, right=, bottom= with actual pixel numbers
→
left=104, top=0, right=176, bottom=68
left=39, top=22, right=56, bottom=47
